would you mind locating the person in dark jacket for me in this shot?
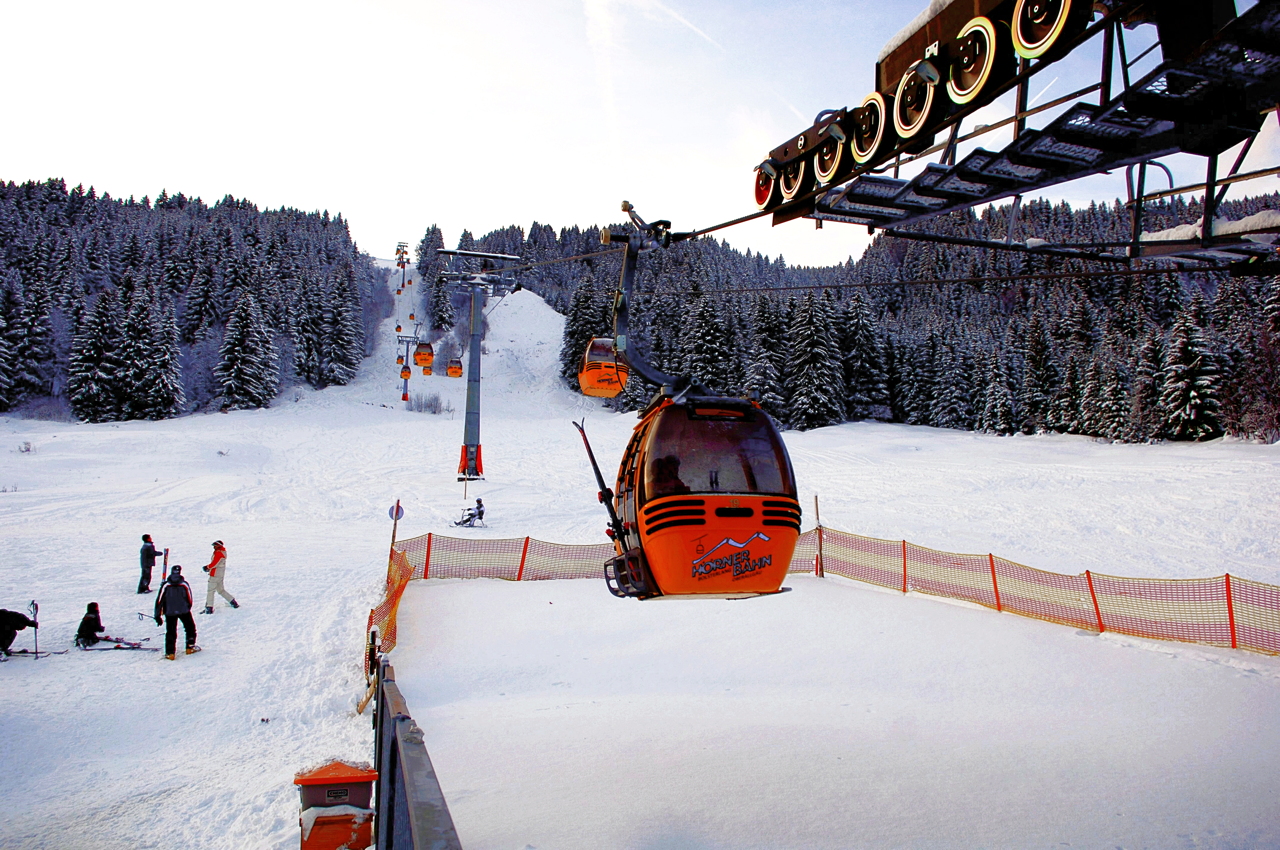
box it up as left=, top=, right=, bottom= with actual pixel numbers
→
left=153, top=566, right=199, bottom=660
left=0, top=608, right=38, bottom=655
left=75, top=602, right=107, bottom=648
left=139, top=534, right=160, bottom=594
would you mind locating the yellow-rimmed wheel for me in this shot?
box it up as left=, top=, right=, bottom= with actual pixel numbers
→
left=851, top=92, right=891, bottom=165
left=778, top=158, right=812, bottom=202
left=754, top=167, right=779, bottom=211
left=948, top=17, right=1002, bottom=105
left=1012, top=0, right=1078, bottom=60
left=893, top=63, right=939, bottom=139
left=814, top=134, right=845, bottom=186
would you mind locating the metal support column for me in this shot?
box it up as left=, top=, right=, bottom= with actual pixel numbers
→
left=458, top=282, right=484, bottom=480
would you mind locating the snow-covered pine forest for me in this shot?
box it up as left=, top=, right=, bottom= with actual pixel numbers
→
left=0, top=178, right=390, bottom=420
left=412, top=192, right=1280, bottom=444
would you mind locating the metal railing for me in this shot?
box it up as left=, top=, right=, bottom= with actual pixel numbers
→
left=373, top=655, right=463, bottom=850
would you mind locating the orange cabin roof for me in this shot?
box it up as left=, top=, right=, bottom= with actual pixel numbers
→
left=294, top=760, right=378, bottom=786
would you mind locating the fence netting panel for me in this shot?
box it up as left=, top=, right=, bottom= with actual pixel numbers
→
left=522, top=539, right=613, bottom=581
left=427, top=535, right=525, bottom=580
left=366, top=528, right=1280, bottom=659
left=1091, top=572, right=1232, bottom=647
left=1233, top=577, right=1280, bottom=654
left=820, top=530, right=902, bottom=590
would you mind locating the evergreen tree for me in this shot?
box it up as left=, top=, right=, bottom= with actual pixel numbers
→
left=133, top=296, right=186, bottom=419
left=978, top=351, right=1016, bottom=435
left=1018, top=313, right=1058, bottom=433
left=744, top=343, right=787, bottom=423
left=1158, top=312, right=1222, bottom=440
left=681, top=297, right=733, bottom=393
left=67, top=289, right=125, bottom=422
left=215, top=292, right=279, bottom=410
left=560, top=275, right=606, bottom=389
left=784, top=292, right=844, bottom=430
left=840, top=292, right=886, bottom=418
left=0, top=309, right=15, bottom=412
left=1126, top=328, right=1165, bottom=441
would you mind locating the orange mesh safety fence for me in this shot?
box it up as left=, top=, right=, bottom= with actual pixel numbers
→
left=366, top=528, right=1280, bottom=667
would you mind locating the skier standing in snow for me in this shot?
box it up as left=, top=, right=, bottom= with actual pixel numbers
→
left=154, top=566, right=199, bottom=660
left=139, top=533, right=160, bottom=594
left=75, top=602, right=107, bottom=648
left=201, top=540, right=238, bottom=614
left=0, top=608, right=38, bottom=656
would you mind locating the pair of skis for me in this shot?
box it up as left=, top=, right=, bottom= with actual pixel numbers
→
left=81, top=636, right=159, bottom=652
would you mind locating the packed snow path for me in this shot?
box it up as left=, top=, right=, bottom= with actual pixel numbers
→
left=1, top=266, right=1278, bottom=848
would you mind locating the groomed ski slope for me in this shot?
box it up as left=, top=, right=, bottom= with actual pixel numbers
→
left=0, top=263, right=1278, bottom=849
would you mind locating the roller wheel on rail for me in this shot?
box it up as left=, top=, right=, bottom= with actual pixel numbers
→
left=850, top=91, right=893, bottom=165
left=778, top=156, right=813, bottom=203
left=947, top=16, right=1013, bottom=106
left=813, top=132, right=851, bottom=187
left=1011, top=0, right=1088, bottom=61
left=894, top=59, right=946, bottom=142
left=754, top=167, right=780, bottom=211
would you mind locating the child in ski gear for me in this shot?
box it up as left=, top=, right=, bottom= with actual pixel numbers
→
left=139, top=534, right=160, bottom=594
left=201, top=540, right=238, bottom=614
left=456, top=498, right=485, bottom=526
left=0, top=609, right=38, bottom=655
left=154, top=566, right=197, bottom=659
left=75, top=602, right=106, bottom=648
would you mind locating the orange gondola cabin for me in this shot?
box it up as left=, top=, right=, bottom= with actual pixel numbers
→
left=578, top=338, right=629, bottom=398
left=446, top=358, right=464, bottom=378
left=607, top=395, right=800, bottom=598
left=412, top=342, right=434, bottom=369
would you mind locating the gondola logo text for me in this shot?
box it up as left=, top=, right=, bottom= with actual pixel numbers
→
left=691, top=533, right=772, bottom=579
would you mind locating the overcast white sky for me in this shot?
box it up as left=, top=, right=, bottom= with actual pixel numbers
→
left=2, top=0, right=1276, bottom=266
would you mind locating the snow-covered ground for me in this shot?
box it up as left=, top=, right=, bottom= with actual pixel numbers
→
left=1, top=265, right=1278, bottom=849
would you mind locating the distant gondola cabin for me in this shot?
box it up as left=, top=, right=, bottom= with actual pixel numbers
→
left=399, top=366, right=412, bottom=380
left=396, top=355, right=404, bottom=365
left=408, top=313, right=416, bottom=321
left=446, top=358, right=463, bottom=378
left=395, top=324, right=402, bottom=333
left=413, top=343, right=434, bottom=368
left=579, top=338, right=628, bottom=398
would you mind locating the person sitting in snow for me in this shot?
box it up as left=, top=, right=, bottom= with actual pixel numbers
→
left=0, top=608, right=38, bottom=656
left=455, top=498, right=485, bottom=527
left=75, top=602, right=107, bottom=648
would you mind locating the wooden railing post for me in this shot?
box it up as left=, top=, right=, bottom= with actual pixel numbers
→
left=1225, top=573, right=1238, bottom=649
left=988, top=553, right=1002, bottom=612
left=517, top=537, right=531, bottom=581
left=1086, top=570, right=1105, bottom=633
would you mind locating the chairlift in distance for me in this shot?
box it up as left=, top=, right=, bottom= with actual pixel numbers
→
left=578, top=337, right=629, bottom=398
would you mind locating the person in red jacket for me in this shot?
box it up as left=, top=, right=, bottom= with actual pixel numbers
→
left=201, top=540, right=239, bottom=614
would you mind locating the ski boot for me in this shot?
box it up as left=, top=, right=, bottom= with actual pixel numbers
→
left=202, top=606, right=213, bottom=615
left=230, top=599, right=239, bottom=608
left=186, top=645, right=201, bottom=655
left=164, top=653, right=176, bottom=660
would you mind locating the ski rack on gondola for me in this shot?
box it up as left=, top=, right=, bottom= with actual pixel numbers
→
left=755, top=0, right=1280, bottom=271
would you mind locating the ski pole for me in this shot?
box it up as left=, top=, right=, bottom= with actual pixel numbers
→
left=29, top=600, right=38, bottom=659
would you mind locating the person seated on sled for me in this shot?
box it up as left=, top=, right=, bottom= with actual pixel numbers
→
left=75, top=602, right=106, bottom=648
left=458, top=498, right=485, bottom=527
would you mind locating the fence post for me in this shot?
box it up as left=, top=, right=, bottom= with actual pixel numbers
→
left=424, top=532, right=433, bottom=580
left=517, top=537, right=531, bottom=581
left=1225, top=573, right=1238, bottom=649
left=901, top=540, right=908, bottom=594
left=988, top=554, right=1002, bottom=612
left=1085, top=570, right=1105, bottom=633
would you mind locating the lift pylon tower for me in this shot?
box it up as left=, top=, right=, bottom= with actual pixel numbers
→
left=435, top=249, right=522, bottom=481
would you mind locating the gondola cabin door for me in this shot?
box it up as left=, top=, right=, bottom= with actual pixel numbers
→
left=616, top=397, right=800, bottom=597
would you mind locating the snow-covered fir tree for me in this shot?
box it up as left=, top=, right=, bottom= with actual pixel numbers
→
left=215, top=291, right=279, bottom=410
left=784, top=292, right=844, bottom=430
left=1158, top=311, right=1222, bottom=441
left=67, top=289, right=125, bottom=422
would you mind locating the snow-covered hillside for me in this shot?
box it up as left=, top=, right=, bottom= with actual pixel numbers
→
left=1, top=264, right=1278, bottom=849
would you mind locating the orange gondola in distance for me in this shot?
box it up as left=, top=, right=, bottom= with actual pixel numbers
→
left=399, top=366, right=411, bottom=380
left=422, top=366, right=429, bottom=375
left=413, top=342, right=434, bottom=368
left=395, top=324, right=402, bottom=333
left=611, top=395, right=800, bottom=598
left=446, top=358, right=463, bottom=378
left=578, top=337, right=628, bottom=398
left=396, top=354, right=404, bottom=365
left=408, top=312, right=415, bottom=321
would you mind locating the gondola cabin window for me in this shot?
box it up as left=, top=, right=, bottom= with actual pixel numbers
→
left=641, top=405, right=794, bottom=503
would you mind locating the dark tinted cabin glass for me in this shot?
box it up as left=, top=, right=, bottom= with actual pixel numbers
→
left=643, top=406, right=795, bottom=500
